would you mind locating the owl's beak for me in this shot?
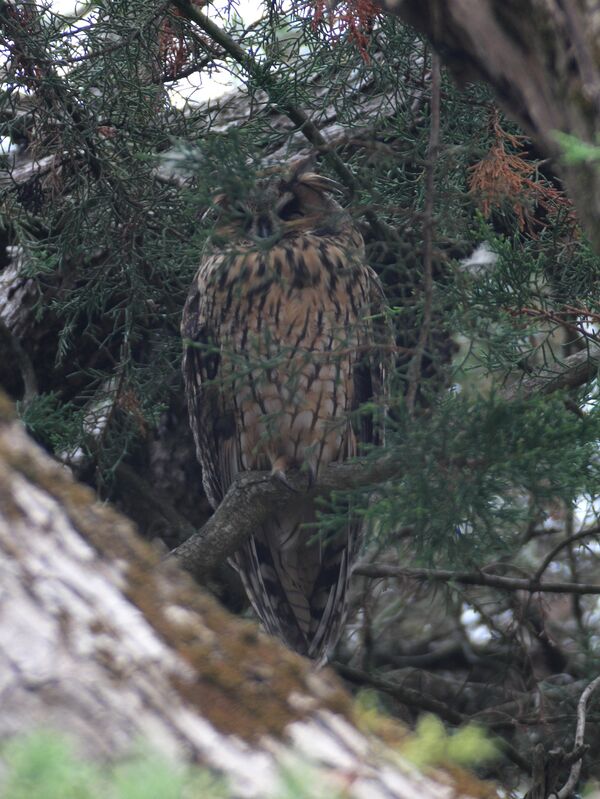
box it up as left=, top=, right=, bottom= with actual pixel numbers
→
left=256, top=214, right=274, bottom=238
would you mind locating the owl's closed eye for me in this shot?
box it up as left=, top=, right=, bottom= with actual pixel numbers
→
left=208, top=166, right=347, bottom=240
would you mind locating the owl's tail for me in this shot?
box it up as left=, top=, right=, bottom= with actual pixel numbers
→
left=229, top=500, right=356, bottom=661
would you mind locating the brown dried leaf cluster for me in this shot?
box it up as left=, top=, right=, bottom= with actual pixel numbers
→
left=159, top=1, right=208, bottom=80
left=4, top=3, right=44, bottom=88
left=312, top=0, right=380, bottom=62
left=468, top=113, right=575, bottom=234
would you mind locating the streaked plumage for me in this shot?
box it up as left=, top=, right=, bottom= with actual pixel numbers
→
left=182, top=164, right=388, bottom=660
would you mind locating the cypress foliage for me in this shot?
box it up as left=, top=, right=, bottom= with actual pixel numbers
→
left=2, top=0, right=600, bottom=789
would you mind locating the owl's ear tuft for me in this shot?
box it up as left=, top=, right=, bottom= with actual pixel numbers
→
left=285, top=155, right=316, bottom=184
left=284, top=159, right=343, bottom=196
left=297, top=173, right=343, bottom=194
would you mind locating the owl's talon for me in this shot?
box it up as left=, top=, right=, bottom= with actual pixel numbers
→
left=272, top=468, right=299, bottom=493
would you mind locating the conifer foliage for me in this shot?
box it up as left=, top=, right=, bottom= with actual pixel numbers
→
left=2, top=0, right=600, bottom=793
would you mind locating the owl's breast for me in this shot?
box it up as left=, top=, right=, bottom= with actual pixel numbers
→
left=201, top=231, right=371, bottom=474
left=207, top=232, right=368, bottom=325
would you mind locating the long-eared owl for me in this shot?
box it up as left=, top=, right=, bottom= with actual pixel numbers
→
left=182, top=162, right=388, bottom=660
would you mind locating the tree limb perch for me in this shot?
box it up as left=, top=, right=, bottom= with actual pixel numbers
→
left=170, top=456, right=400, bottom=582
left=354, top=564, right=600, bottom=595
left=172, top=337, right=600, bottom=584
left=501, top=343, right=600, bottom=401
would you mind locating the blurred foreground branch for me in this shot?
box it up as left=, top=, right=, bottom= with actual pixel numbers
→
left=0, top=391, right=493, bottom=798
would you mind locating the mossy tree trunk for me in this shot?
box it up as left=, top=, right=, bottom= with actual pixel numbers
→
left=0, top=391, right=489, bottom=799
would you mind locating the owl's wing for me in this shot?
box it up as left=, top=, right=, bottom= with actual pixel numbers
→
left=353, top=266, right=393, bottom=450
left=181, top=260, right=240, bottom=510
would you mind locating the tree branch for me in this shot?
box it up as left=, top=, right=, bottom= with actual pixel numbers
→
left=172, top=338, right=600, bottom=584
left=172, top=459, right=600, bottom=593
left=171, top=328, right=600, bottom=582
left=532, top=527, right=600, bottom=584
left=169, top=0, right=399, bottom=243
left=554, top=675, right=600, bottom=799
left=500, top=343, right=600, bottom=401
left=170, top=456, right=400, bottom=582
left=354, top=564, right=600, bottom=595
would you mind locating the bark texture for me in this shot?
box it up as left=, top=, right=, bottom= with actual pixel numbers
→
left=383, top=0, right=600, bottom=249
left=0, top=392, right=488, bottom=799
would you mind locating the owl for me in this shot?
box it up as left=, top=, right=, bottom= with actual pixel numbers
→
left=182, top=162, right=389, bottom=660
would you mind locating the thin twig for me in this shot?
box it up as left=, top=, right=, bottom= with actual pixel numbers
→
left=168, top=0, right=399, bottom=243
left=405, top=54, right=440, bottom=414
left=354, top=563, right=600, bottom=595
left=552, top=675, right=600, bottom=799
left=532, top=526, right=600, bottom=583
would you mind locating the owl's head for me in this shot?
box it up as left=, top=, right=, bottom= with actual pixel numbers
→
left=210, top=163, right=348, bottom=242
